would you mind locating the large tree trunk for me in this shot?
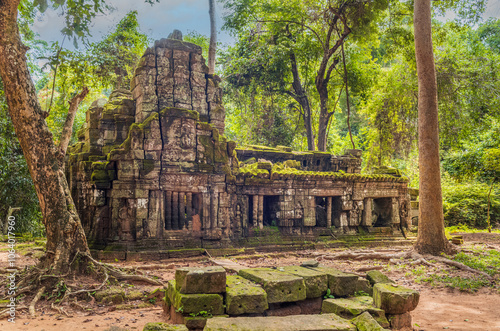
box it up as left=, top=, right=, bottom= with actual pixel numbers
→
left=208, top=0, right=217, bottom=74
left=290, top=52, right=315, bottom=151
left=0, top=0, right=90, bottom=272
left=413, top=0, right=450, bottom=255
left=316, top=88, right=331, bottom=151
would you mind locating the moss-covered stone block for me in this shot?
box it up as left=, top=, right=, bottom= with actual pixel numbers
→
left=373, top=283, right=419, bottom=314
left=225, top=275, right=268, bottom=315
left=280, top=266, right=328, bottom=299
left=143, top=322, right=188, bottom=331
left=94, top=286, right=125, bottom=304
left=238, top=268, right=306, bottom=303
left=166, top=280, right=224, bottom=315
left=257, top=162, right=272, bottom=171
left=322, top=296, right=386, bottom=325
left=204, top=314, right=356, bottom=331
left=366, top=270, right=394, bottom=286
left=311, top=267, right=359, bottom=297
left=351, top=311, right=389, bottom=331
left=175, top=266, right=226, bottom=294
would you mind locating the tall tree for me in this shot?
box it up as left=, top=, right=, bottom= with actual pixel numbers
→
left=208, top=0, right=217, bottom=74
left=0, top=0, right=94, bottom=273
left=413, top=0, right=451, bottom=254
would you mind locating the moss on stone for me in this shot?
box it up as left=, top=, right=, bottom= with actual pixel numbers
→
left=143, top=159, right=157, bottom=174
left=160, top=107, right=199, bottom=120
left=143, top=322, right=188, bottom=331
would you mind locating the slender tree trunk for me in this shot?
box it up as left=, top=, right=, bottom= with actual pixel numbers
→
left=316, top=89, right=332, bottom=151
left=413, top=0, right=451, bottom=255
left=208, top=0, right=217, bottom=74
left=0, top=0, right=90, bottom=272
left=58, top=87, right=89, bottom=160
left=2, top=207, right=21, bottom=235
left=486, top=177, right=496, bottom=233
left=341, top=42, right=355, bottom=149
left=290, top=52, right=315, bottom=150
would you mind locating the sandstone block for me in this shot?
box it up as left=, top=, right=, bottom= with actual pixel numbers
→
left=322, top=296, right=388, bottom=327
left=204, top=314, right=356, bottom=331
left=225, top=275, right=268, bottom=315
left=143, top=322, right=188, bottom=331
left=280, top=266, right=328, bottom=299
left=166, top=280, right=224, bottom=315
left=175, top=266, right=226, bottom=294
left=373, top=283, right=419, bottom=314
left=351, top=311, right=390, bottom=331
left=238, top=268, right=306, bottom=303
left=366, top=270, right=394, bottom=286
left=387, top=312, right=412, bottom=330
left=311, top=266, right=359, bottom=297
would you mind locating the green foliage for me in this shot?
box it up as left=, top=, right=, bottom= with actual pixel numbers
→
left=442, top=178, right=500, bottom=229
left=0, top=79, right=43, bottom=235
left=323, top=288, right=335, bottom=299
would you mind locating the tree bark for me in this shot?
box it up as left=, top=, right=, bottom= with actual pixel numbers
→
left=208, top=0, right=217, bottom=74
left=289, top=52, right=315, bottom=150
left=413, top=0, right=451, bottom=255
left=2, top=207, right=21, bottom=235
left=0, top=0, right=91, bottom=272
left=58, top=86, right=89, bottom=160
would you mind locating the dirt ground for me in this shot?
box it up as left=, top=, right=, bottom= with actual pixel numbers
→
left=1, top=233, right=499, bottom=331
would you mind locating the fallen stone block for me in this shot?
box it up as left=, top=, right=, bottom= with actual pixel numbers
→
left=226, top=275, right=268, bottom=315
left=321, top=296, right=385, bottom=321
left=143, top=322, right=188, bottom=331
left=373, top=283, right=419, bottom=314
left=296, top=297, right=323, bottom=315
left=353, top=277, right=373, bottom=296
left=94, top=286, right=125, bottom=304
left=351, top=311, right=390, bottom=331
left=280, top=266, right=328, bottom=298
left=387, top=312, right=412, bottom=330
left=166, top=280, right=224, bottom=315
left=366, top=270, right=394, bottom=286
left=238, top=268, right=306, bottom=303
left=175, top=266, right=226, bottom=294
left=204, top=313, right=357, bottom=331
left=310, top=266, right=359, bottom=297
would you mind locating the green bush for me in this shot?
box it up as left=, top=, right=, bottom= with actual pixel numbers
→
left=442, top=180, right=500, bottom=229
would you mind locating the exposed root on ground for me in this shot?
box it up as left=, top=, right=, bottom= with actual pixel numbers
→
left=2, top=250, right=164, bottom=319
left=316, top=249, right=494, bottom=281
left=29, top=286, right=45, bottom=318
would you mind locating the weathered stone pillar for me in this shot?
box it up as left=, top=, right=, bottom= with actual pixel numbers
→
left=252, top=195, right=259, bottom=227
left=203, top=193, right=211, bottom=230
left=391, top=197, right=400, bottom=225
left=362, top=198, right=372, bottom=227
left=211, top=192, right=219, bottom=229
left=172, top=192, right=179, bottom=230
left=179, top=192, right=186, bottom=230
left=165, top=191, right=172, bottom=230
left=258, top=195, right=264, bottom=229
left=186, top=192, right=193, bottom=230
left=326, top=196, right=332, bottom=228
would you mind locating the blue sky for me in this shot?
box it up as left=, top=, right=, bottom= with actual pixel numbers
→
left=31, top=0, right=500, bottom=48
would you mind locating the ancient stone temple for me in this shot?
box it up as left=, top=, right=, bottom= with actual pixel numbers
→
left=66, top=33, right=411, bottom=252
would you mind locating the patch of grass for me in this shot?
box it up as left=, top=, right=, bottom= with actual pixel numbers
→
left=451, top=250, right=500, bottom=277
left=445, top=224, right=500, bottom=235
left=418, top=274, right=491, bottom=292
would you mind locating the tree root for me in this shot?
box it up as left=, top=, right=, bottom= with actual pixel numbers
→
left=317, top=249, right=494, bottom=281
left=29, top=286, right=45, bottom=318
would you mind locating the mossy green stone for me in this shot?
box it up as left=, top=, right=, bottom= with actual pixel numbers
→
left=311, top=267, right=359, bottom=297
left=143, top=322, right=188, bottom=331
left=175, top=266, right=226, bottom=294
left=225, top=275, right=268, bottom=315
left=366, top=271, right=394, bottom=286
left=94, top=286, right=125, bottom=304
left=204, top=314, right=356, bottom=331
left=167, top=280, right=224, bottom=315
left=280, top=266, right=328, bottom=298
left=351, top=312, right=390, bottom=331
left=238, top=268, right=306, bottom=303
left=373, top=283, right=419, bottom=314
left=322, top=297, right=385, bottom=319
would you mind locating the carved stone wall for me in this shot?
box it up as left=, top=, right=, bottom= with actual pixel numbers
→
left=66, top=33, right=411, bottom=251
